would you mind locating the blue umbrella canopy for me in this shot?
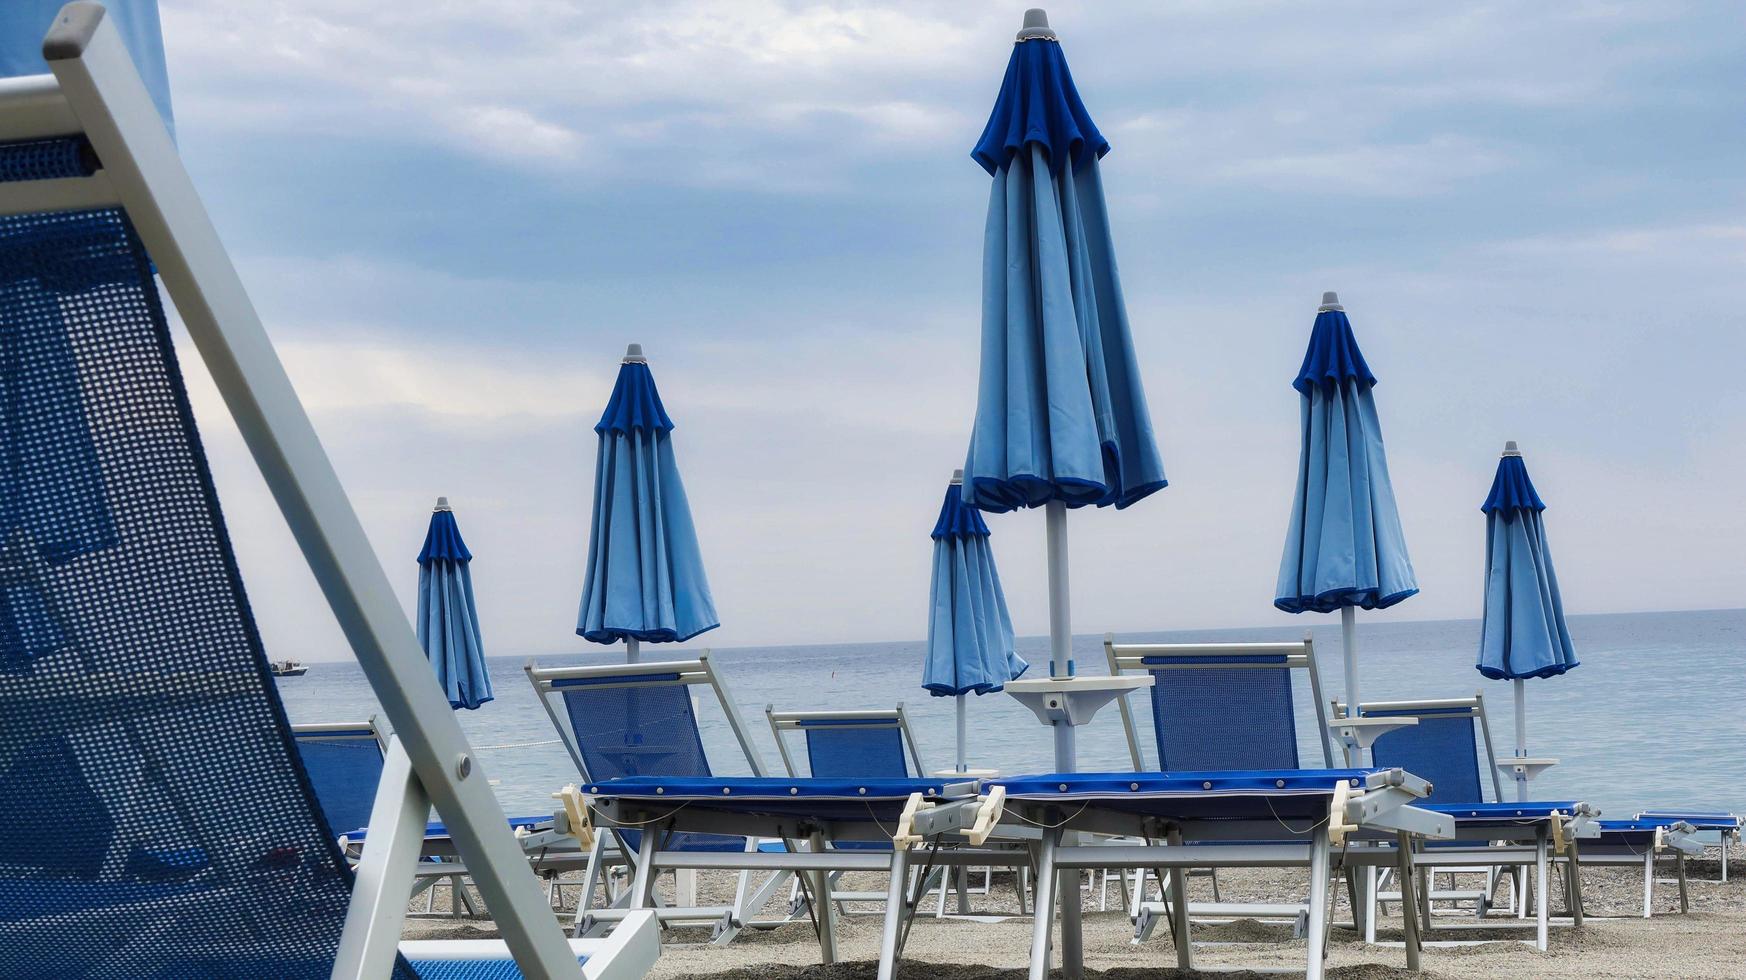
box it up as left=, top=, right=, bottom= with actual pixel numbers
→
left=923, top=480, right=1027, bottom=697
left=0, top=1, right=174, bottom=135
left=416, top=499, right=492, bottom=710
left=960, top=17, right=1166, bottom=514
left=1477, top=446, right=1578, bottom=680
left=1275, top=296, right=1417, bottom=614
left=576, top=346, right=718, bottom=649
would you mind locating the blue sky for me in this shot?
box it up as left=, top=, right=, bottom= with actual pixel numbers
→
left=153, top=2, right=1746, bottom=659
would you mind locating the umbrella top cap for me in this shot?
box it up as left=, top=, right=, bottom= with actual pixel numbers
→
left=433, top=496, right=451, bottom=511
left=951, top=468, right=965, bottom=485
left=623, top=343, right=646, bottom=364
left=1502, top=441, right=1521, bottom=457
left=1318, top=291, right=1343, bottom=312
left=1017, top=9, right=1057, bottom=41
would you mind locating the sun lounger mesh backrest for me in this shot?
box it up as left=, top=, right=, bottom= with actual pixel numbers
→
left=1144, top=655, right=1299, bottom=770
left=0, top=143, right=419, bottom=978
left=801, top=720, right=909, bottom=778
left=295, top=732, right=386, bottom=838
left=1366, top=706, right=1486, bottom=804
left=557, top=672, right=745, bottom=852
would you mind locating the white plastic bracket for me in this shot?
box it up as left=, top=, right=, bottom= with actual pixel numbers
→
left=967, top=787, right=1006, bottom=846
left=552, top=783, right=595, bottom=851
left=893, top=792, right=933, bottom=849
left=1329, top=781, right=1355, bottom=845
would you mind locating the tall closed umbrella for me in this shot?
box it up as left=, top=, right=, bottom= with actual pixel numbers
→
left=1478, top=442, right=1577, bottom=800
left=961, top=9, right=1166, bottom=773
left=923, top=470, right=1028, bottom=773
left=417, top=497, right=493, bottom=710
left=577, top=344, right=718, bottom=661
left=1276, top=292, right=1417, bottom=732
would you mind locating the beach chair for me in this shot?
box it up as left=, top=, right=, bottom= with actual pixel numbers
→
left=1104, top=635, right=1338, bottom=940
left=527, top=653, right=796, bottom=943
left=765, top=704, right=1001, bottom=916
left=294, top=720, right=580, bottom=918
left=1339, top=695, right=1595, bottom=949
left=1634, top=810, right=1741, bottom=881
left=0, top=4, right=656, bottom=975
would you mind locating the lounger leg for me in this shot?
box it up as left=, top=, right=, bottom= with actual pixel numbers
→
left=1566, top=842, right=1584, bottom=927
left=1416, top=864, right=1432, bottom=938
left=630, top=824, right=663, bottom=910
left=1642, top=848, right=1654, bottom=918
left=1060, top=864, right=1084, bottom=980
left=1166, top=827, right=1193, bottom=972
left=1305, top=826, right=1330, bottom=980
left=1534, top=829, right=1550, bottom=952
left=1363, top=864, right=1377, bottom=944
left=1028, top=834, right=1059, bottom=980
left=877, top=848, right=911, bottom=980
left=1395, top=833, right=1421, bottom=973
left=1676, top=851, right=1689, bottom=914
left=809, top=831, right=839, bottom=964
left=956, top=866, right=973, bottom=915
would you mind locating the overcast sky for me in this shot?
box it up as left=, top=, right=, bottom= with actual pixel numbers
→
left=154, top=1, right=1746, bottom=660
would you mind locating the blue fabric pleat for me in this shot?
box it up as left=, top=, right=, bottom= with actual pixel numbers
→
left=577, top=362, right=718, bottom=645
left=1275, top=311, right=1417, bottom=613
left=417, top=510, right=493, bottom=710
left=922, top=484, right=1026, bottom=696
left=1477, top=456, right=1577, bottom=680
left=961, top=141, right=1167, bottom=513
left=1481, top=455, right=1546, bottom=519
left=971, top=39, right=1109, bottom=177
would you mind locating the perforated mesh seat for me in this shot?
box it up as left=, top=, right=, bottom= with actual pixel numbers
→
left=1144, top=655, right=1299, bottom=770
left=1366, top=707, right=1486, bottom=804
left=802, top=721, right=908, bottom=778
left=0, top=138, right=420, bottom=978
left=295, top=734, right=387, bottom=837
left=558, top=674, right=744, bottom=853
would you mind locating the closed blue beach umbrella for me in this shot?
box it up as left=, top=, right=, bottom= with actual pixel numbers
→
left=1276, top=293, right=1417, bottom=725
left=923, top=471, right=1027, bottom=772
left=960, top=9, right=1166, bottom=771
left=1478, top=442, right=1577, bottom=800
left=417, top=498, right=492, bottom=710
left=577, top=345, right=718, bottom=661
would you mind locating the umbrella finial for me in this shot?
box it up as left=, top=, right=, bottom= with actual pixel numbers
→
left=1318, top=291, right=1343, bottom=312
left=1017, top=9, right=1056, bottom=40
left=623, top=343, right=647, bottom=364
left=434, top=496, right=452, bottom=511
left=951, top=468, right=965, bottom=485
left=1502, top=441, right=1521, bottom=457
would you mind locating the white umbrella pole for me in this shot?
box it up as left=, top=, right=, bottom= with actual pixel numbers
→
left=1514, top=678, right=1528, bottom=802
left=1045, top=499, right=1075, bottom=771
left=626, top=635, right=639, bottom=664
left=1340, top=605, right=1359, bottom=716
left=955, top=694, right=968, bottom=773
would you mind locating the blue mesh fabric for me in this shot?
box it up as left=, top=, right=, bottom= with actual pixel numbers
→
left=295, top=736, right=385, bottom=837
left=1145, top=656, right=1299, bottom=770
left=0, top=138, right=95, bottom=184
left=559, top=678, right=743, bottom=853
left=406, top=955, right=585, bottom=979
left=0, top=192, right=419, bottom=977
left=803, top=724, right=908, bottom=778
left=1366, top=707, right=1485, bottom=804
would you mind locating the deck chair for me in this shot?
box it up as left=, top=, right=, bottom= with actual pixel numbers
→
left=1105, top=635, right=1336, bottom=942
left=294, top=721, right=579, bottom=918
left=0, top=4, right=655, bottom=976
left=527, top=653, right=794, bottom=943
left=766, top=704, right=990, bottom=917
left=1340, top=695, right=1590, bottom=948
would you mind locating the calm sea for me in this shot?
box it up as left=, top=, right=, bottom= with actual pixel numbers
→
left=276, top=609, right=1746, bottom=819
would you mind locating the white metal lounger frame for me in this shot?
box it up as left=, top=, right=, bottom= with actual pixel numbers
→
left=1338, top=695, right=1590, bottom=950
left=1103, top=635, right=1337, bottom=943
left=526, top=653, right=793, bottom=943
left=7, top=5, right=653, bottom=976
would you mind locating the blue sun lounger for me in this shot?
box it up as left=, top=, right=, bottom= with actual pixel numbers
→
left=578, top=775, right=1021, bottom=980
left=0, top=5, right=655, bottom=975
left=1583, top=816, right=1710, bottom=917
left=1340, top=696, right=1599, bottom=951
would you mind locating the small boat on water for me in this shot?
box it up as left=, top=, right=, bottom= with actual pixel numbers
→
left=270, top=659, right=307, bottom=677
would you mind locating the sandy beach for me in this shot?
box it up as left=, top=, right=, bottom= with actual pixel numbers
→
left=404, top=846, right=1746, bottom=979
